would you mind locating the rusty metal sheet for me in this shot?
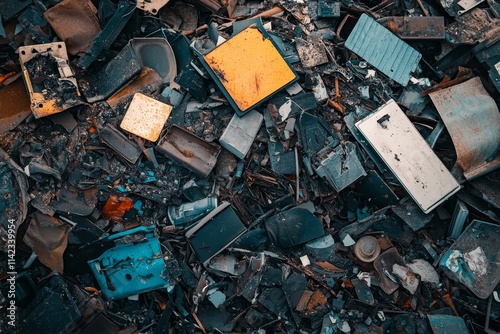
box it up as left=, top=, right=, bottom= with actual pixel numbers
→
left=120, top=93, right=173, bottom=142
left=203, top=24, right=297, bottom=115
left=44, top=0, right=101, bottom=55
left=355, top=100, right=460, bottom=214
left=0, top=78, right=31, bottom=134
left=379, top=17, right=445, bottom=40
left=156, top=125, right=221, bottom=178
left=429, top=77, right=500, bottom=180
left=107, top=67, right=163, bottom=110
left=23, top=212, right=71, bottom=273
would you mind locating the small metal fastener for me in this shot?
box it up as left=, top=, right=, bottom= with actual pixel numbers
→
left=354, top=236, right=381, bottom=263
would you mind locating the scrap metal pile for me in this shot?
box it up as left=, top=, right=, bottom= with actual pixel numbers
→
left=1, top=0, right=500, bottom=333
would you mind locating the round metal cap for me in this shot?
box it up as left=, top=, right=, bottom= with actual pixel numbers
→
left=353, top=236, right=381, bottom=263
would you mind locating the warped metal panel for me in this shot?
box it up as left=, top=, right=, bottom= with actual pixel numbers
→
left=345, top=14, right=422, bottom=86
left=355, top=100, right=460, bottom=214
left=429, top=77, right=500, bottom=180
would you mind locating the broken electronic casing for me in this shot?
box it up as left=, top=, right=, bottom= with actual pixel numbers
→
left=156, top=125, right=221, bottom=178
left=185, top=202, right=247, bottom=266
left=87, top=225, right=174, bottom=300
left=18, top=42, right=82, bottom=118
left=120, top=93, right=173, bottom=142
left=200, top=24, right=298, bottom=116
left=355, top=100, right=460, bottom=214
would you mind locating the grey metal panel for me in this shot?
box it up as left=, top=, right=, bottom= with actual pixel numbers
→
left=345, top=14, right=422, bottom=86
left=355, top=100, right=460, bottom=214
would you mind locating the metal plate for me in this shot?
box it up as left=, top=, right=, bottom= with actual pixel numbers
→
left=355, top=100, right=460, bottom=213
left=203, top=24, right=297, bottom=115
left=120, top=93, right=172, bottom=142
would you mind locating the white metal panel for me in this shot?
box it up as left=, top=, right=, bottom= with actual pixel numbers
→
left=355, top=100, right=460, bottom=213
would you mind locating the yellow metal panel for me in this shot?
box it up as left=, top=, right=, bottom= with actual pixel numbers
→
left=120, top=93, right=172, bottom=142
left=204, top=25, right=296, bottom=111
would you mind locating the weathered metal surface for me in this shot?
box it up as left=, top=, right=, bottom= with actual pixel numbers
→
left=429, top=77, right=500, bottom=180
left=203, top=24, right=297, bottom=115
left=439, top=220, right=500, bottom=299
left=44, top=0, right=101, bottom=55
left=0, top=78, right=31, bottom=134
left=106, top=67, right=163, bottom=110
left=345, top=14, right=422, bottom=86
left=18, top=42, right=82, bottom=118
left=156, top=125, right=221, bottom=177
left=120, top=93, right=172, bottom=142
left=355, top=100, right=460, bottom=214
left=379, top=16, right=445, bottom=40
left=427, top=314, right=470, bottom=333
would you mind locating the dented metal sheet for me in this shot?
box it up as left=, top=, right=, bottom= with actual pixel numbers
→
left=120, top=93, right=172, bottom=142
left=18, top=42, right=82, bottom=118
left=43, top=0, right=101, bottom=55
left=345, top=14, right=422, bottom=86
left=156, top=125, right=221, bottom=177
left=355, top=100, right=460, bottom=214
left=429, top=77, right=500, bottom=180
left=203, top=24, right=298, bottom=115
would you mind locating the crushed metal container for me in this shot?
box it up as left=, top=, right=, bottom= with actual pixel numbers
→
left=345, top=14, right=422, bottom=86
left=156, top=125, right=221, bottom=178
left=355, top=99, right=460, bottom=213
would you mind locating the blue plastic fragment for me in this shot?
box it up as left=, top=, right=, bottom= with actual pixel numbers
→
left=88, top=225, right=174, bottom=300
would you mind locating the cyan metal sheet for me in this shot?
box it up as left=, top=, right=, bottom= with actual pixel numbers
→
left=345, top=14, right=422, bottom=86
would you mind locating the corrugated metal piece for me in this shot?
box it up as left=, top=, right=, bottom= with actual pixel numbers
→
left=345, top=14, right=422, bottom=86
left=429, top=77, right=500, bottom=180
left=355, top=100, right=460, bottom=214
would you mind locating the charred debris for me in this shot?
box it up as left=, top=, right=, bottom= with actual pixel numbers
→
left=1, top=0, right=500, bottom=333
